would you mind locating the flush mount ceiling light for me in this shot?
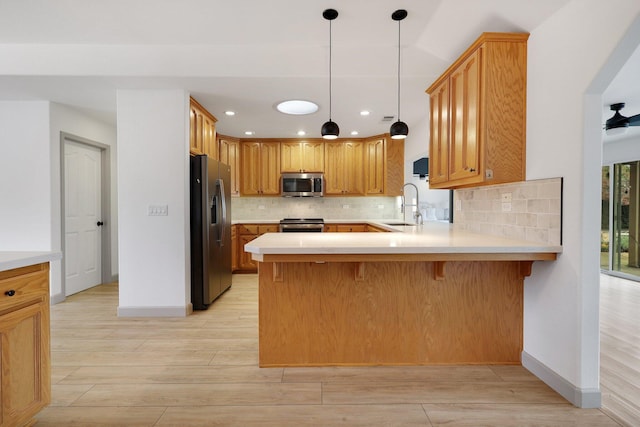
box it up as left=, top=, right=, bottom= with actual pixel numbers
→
left=276, top=100, right=319, bottom=115
left=224, top=110, right=236, bottom=116
left=605, top=103, right=640, bottom=136
left=321, top=8, right=340, bottom=140
left=390, top=9, right=409, bottom=140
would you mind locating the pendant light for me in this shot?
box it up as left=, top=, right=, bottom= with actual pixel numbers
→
left=321, top=8, right=339, bottom=139
left=390, top=9, right=408, bottom=140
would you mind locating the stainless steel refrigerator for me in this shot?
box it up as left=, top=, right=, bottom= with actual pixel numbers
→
left=190, top=155, right=232, bottom=310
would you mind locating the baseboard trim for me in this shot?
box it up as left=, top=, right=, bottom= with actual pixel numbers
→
left=50, top=292, right=66, bottom=305
left=522, top=351, right=601, bottom=408
left=117, top=304, right=193, bottom=317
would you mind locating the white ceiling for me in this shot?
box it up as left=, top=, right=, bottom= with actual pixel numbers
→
left=0, top=0, right=636, bottom=141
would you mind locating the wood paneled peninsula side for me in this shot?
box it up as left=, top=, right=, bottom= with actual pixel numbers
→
left=244, top=223, right=561, bottom=367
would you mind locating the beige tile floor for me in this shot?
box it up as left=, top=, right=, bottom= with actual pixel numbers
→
left=34, top=274, right=626, bottom=426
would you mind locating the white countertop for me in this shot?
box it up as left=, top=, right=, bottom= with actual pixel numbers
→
left=244, top=221, right=562, bottom=256
left=0, top=251, right=62, bottom=272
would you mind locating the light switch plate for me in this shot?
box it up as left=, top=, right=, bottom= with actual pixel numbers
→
left=148, top=205, right=168, bottom=216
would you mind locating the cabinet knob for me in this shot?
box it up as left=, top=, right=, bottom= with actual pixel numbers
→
left=5, top=290, right=15, bottom=297
left=469, top=168, right=476, bottom=172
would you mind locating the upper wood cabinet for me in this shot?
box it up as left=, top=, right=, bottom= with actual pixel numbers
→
left=364, top=135, right=404, bottom=196
left=218, top=135, right=241, bottom=197
left=324, top=141, right=364, bottom=195
left=189, top=97, right=218, bottom=159
left=426, top=32, right=528, bottom=189
left=281, top=140, right=325, bottom=173
left=240, top=141, right=281, bottom=195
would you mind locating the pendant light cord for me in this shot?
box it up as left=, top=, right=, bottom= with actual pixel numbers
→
left=329, top=18, right=333, bottom=121
left=396, top=18, right=401, bottom=122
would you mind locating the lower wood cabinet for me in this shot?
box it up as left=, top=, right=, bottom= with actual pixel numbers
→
left=0, top=263, right=50, bottom=427
left=324, top=223, right=389, bottom=233
left=235, top=224, right=278, bottom=272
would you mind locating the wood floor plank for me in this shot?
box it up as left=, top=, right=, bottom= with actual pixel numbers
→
left=282, top=365, right=500, bottom=383
left=322, top=381, right=566, bottom=405
left=70, top=383, right=321, bottom=407
left=35, top=406, right=166, bottom=426
left=52, top=350, right=215, bottom=366
left=210, top=350, right=260, bottom=366
left=58, top=365, right=284, bottom=384
left=423, top=403, right=619, bottom=426
left=49, top=384, right=94, bottom=407
left=156, top=404, right=431, bottom=426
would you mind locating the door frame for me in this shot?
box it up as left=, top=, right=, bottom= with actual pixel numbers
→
left=59, top=132, right=113, bottom=302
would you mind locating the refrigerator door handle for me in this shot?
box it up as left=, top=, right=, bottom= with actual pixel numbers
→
left=217, top=178, right=227, bottom=247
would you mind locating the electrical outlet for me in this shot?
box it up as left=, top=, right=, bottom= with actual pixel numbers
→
left=148, top=205, right=168, bottom=216
left=502, top=202, right=512, bottom=212
left=501, top=192, right=512, bottom=202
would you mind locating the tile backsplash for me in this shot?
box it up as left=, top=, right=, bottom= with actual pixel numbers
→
left=453, top=178, right=563, bottom=245
left=231, top=196, right=402, bottom=221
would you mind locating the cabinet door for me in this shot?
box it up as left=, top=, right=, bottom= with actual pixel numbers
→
left=202, top=115, right=217, bottom=160
left=364, top=137, right=385, bottom=195
left=323, top=142, right=345, bottom=195
left=343, top=142, right=364, bottom=195
left=239, top=234, right=257, bottom=271
left=301, top=141, right=324, bottom=172
left=240, top=142, right=262, bottom=195
left=0, top=301, right=50, bottom=427
left=259, top=142, right=281, bottom=195
left=429, top=79, right=450, bottom=186
left=449, top=49, right=481, bottom=182
left=281, top=142, right=304, bottom=173
left=231, top=225, right=238, bottom=272
left=219, top=138, right=241, bottom=197
left=189, top=106, right=204, bottom=155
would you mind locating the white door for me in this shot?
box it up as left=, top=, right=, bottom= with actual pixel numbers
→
left=64, top=140, right=102, bottom=296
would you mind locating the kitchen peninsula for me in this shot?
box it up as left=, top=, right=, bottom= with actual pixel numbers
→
left=245, top=222, right=561, bottom=367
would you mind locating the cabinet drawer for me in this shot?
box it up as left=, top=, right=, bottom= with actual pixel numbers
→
left=238, top=224, right=259, bottom=235
left=238, top=224, right=278, bottom=235
left=0, top=263, right=49, bottom=311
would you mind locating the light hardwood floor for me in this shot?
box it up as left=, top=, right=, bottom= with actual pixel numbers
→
left=35, top=274, right=626, bottom=426
left=600, top=274, right=640, bottom=426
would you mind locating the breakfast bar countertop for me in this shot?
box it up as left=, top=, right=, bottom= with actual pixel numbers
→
left=244, top=221, right=562, bottom=260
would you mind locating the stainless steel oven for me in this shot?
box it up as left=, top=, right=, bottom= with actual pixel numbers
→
left=279, top=218, right=325, bottom=232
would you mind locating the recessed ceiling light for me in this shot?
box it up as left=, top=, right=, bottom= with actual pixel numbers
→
left=351, top=131, right=359, bottom=136
left=225, top=111, right=236, bottom=116
left=276, top=100, right=319, bottom=115
left=360, top=111, right=370, bottom=116
left=244, top=131, right=254, bottom=136
left=297, top=130, right=306, bottom=136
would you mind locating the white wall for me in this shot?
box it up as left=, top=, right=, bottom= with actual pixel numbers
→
left=0, top=101, right=52, bottom=251
left=116, top=89, right=191, bottom=316
left=603, top=135, right=640, bottom=165
left=525, top=0, right=640, bottom=407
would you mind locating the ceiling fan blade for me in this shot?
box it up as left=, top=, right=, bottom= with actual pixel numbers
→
left=629, top=114, right=640, bottom=126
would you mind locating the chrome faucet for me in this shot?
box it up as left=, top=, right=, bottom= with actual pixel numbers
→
left=401, top=183, right=423, bottom=224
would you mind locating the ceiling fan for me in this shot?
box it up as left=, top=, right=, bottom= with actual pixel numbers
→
left=605, top=103, right=640, bottom=136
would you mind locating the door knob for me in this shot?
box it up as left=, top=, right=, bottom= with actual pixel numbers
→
left=97, top=221, right=104, bottom=226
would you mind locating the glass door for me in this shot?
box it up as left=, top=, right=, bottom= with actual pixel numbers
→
left=604, top=161, right=640, bottom=280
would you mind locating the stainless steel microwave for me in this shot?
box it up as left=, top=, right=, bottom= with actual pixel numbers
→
left=281, top=172, right=324, bottom=197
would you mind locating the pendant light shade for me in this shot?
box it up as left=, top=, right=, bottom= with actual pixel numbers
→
left=322, top=8, right=339, bottom=139
left=390, top=9, right=408, bottom=140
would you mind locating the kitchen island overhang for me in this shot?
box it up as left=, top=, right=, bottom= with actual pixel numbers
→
left=245, top=223, right=561, bottom=367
